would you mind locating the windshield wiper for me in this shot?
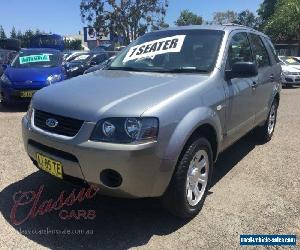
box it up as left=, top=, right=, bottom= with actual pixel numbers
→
left=107, top=66, right=168, bottom=73
left=106, top=66, right=210, bottom=73
left=164, top=67, right=210, bottom=73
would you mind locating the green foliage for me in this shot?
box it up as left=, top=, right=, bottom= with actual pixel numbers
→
left=10, top=26, right=17, bottom=39
left=265, top=0, right=300, bottom=40
left=212, top=10, right=259, bottom=28
left=21, top=29, right=34, bottom=48
left=64, top=39, right=83, bottom=50
left=80, top=0, right=168, bottom=44
left=257, top=0, right=278, bottom=31
left=0, top=25, right=6, bottom=39
left=175, top=10, right=203, bottom=26
left=236, top=10, right=260, bottom=28
left=257, top=0, right=278, bottom=21
left=213, top=11, right=238, bottom=24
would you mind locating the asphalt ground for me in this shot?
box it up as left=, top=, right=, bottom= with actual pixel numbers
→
left=0, top=87, right=299, bottom=249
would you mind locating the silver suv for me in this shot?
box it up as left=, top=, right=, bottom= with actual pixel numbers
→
left=22, top=25, right=281, bottom=218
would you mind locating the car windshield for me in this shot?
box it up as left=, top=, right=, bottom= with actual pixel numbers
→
left=11, top=50, right=61, bottom=68
left=109, top=29, right=224, bottom=73
left=280, top=57, right=300, bottom=65
left=70, top=54, right=91, bottom=63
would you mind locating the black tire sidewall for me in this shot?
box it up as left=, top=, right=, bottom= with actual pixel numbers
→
left=163, top=137, right=213, bottom=218
left=264, top=101, right=278, bottom=141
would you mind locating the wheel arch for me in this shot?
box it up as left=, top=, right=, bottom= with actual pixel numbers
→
left=163, top=107, right=222, bottom=167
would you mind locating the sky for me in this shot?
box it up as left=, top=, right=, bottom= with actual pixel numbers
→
left=0, top=0, right=263, bottom=36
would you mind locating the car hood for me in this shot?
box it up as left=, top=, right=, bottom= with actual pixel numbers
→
left=33, top=70, right=209, bottom=122
left=5, top=66, right=62, bottom=82
left=281, top=65, right=300, bottom=72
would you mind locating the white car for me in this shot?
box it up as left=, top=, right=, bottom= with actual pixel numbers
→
left=279, top=56, right=300, bottom=86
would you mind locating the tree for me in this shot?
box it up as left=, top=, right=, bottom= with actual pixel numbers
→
left=10, top=26, right=17, bottom=39
left=0, top=25, right=6, bottom=39
left=35, top=29, right=41, bottom=35
left=21, top=29, right=34, bottom=47
left=265, top=0, right=300, bottom=55
left=16, top=30, right=23, bottom=41
left=80, top=0, right=168, bottom=44
left=257, top=0, right=277, bottom=21
left=257, top=0, right=278, bottom=30
left=152, top=18, right=169, bottom=30
left=175, top=10, right=203, bottom=26
left=213, top=11, right=238, bottom=24
left=64, top=39, right=83, bottom=50
left=236, top=10, right=259, bottom=28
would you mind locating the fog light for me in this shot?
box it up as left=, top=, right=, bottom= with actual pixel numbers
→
left=100, top=169, right=122, bottom=188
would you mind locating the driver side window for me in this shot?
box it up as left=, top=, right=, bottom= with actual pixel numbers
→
left=226, top=32, right=253, bottom=70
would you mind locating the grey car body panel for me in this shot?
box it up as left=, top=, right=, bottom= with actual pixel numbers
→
left=33, top=70, right=210, bottom=122
left=22, top=25, right=281, bottom=198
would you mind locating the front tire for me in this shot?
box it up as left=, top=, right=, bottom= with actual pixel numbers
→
left=162, top=137, right=213, bottom=218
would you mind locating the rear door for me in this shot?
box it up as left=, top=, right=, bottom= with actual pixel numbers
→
left=248, top=33, right=275, bottom=126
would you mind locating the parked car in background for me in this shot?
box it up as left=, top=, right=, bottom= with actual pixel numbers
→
left=63, top=51, right=89, bottom=63
left=84, top=56, right=116, bottom=74
left=279, top=56, right=300, bottom=87
left=0, top=38, right=21, bottom=51
left=91, top=43, right=116, bottom=57
left=0, top=49, right=17, bottom=76
left=0, top=48, right=65, bottom=105
left=23, top=25, right=281, bottom=218
left=64, top=53, right=108, bottom=78
left=293, top=57, right=300, bottom=63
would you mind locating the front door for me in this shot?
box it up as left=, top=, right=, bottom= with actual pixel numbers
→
left=223, top=32, right=257, bottom=148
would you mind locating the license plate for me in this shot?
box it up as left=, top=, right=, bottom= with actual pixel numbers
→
left=36, top=153, right=63, bottom=179
left=20, top=91, right=35, bottom=98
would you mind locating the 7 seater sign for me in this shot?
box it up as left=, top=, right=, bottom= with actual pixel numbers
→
left=123, top=35, right=186, bottom=62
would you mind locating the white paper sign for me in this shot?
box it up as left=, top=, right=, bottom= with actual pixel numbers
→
left=123, top=35, right=186, bottom=62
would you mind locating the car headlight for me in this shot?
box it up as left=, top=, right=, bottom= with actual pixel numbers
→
left=46, top=74, right=62, bottom=85
left=0, top=74, right=11, bottom=84
left=25, top=101, right=33, bottom=121
left=90, top=117, right=159, bottom=143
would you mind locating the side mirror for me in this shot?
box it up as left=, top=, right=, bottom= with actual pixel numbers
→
left=225, top=62, right=258, bottom=80
left=2, top=64, right=8, bottom=71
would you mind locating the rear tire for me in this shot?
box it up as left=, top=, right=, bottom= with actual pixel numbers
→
left=162, top=137, right=213, bottom=219
left=257, top=100, right=278, bottom=142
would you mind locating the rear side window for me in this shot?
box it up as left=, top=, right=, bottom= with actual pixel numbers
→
left=262, top=37, right=280, bottom=63
left=226, top=32, right=253, bottom=70
left=248, top=34, right=270, bottom=68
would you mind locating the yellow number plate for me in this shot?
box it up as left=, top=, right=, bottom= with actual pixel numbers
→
left=36, top=153, right=63, bottom=179
left=20, top=91, right=35, bottom=98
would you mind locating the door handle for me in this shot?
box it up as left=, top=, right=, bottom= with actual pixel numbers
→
left=251, top=81, right=258, bottom=89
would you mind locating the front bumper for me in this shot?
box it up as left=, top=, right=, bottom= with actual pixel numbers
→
left=22, top=115, right=175, bottom=198
left=0, top=83, right=38, bottom=104
left=281, top=74, right=300, bottom=85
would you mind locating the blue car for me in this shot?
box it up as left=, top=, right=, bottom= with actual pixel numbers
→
left=0, top=48, right=66, bottom=105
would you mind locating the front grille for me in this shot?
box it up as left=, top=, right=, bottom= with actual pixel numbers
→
left=34, top=109, right=84, bottom=137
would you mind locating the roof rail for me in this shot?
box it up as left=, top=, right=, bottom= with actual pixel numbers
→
left=222, top=23, right=257, bottom=31
left=222, top=23, right=247, bottom=27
